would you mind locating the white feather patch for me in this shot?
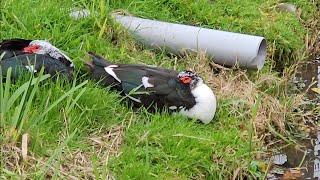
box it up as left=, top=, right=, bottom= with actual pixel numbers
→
left=179, top=81, right=217, bottom=124
left=30, top=40, right=74, bottom=67
left=142, top=76, right=154, bottom=88
left=169, top=106, right=177, bottom=110
left=104, top=65, right=121, bottom=82
left=25, top=65, right=37, bottom=73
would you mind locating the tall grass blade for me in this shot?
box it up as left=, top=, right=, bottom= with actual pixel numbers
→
left=28, top=80, right=88, bottom=130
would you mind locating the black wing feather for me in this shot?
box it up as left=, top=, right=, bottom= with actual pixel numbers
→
left=86, top=52, right=196, bottom=110
left=112, top=65, right=196, bottom=109
left=1, top=54, right=72, bottom=79
left=0, top=39, right=32, bottom=51
left=0, top=39, right=32, bottom=59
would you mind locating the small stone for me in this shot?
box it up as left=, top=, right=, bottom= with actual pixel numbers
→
left=276, top=3, right=297, bottom=14
left=69, top=9, right=91, bottom=20
left=272, top=154, right=287, bottom=165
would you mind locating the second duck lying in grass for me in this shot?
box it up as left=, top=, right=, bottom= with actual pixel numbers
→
left=0, top=38, right=74, bottom=79
left=85, top=52, right=217, bottom=124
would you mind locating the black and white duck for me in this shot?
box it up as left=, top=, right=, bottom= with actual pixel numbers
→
left=85, top=52, right=217, bottom=124
left=0, top=38, right=74, bottom=79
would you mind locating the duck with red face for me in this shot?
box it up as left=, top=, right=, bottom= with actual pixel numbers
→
left=85, top=52, right=217, bottom=124
left=0, top=38, right=74, bottom=79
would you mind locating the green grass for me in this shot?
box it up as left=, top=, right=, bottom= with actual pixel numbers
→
left=111, top=113, right=252, bottom=179
left=0, top=0, right=318, bottom=179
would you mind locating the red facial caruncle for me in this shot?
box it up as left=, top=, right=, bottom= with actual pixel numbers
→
left=179, top=76, right=192, bottom=84
left=23, top=44, right=41, bottom=53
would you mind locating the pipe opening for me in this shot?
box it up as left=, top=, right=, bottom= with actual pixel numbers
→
left=255, top=39, right=267, bottom=70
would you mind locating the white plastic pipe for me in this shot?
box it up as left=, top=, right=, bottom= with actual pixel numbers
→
left=114, top=14, right=267, bottom=70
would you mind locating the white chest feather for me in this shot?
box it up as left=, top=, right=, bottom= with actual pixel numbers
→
left=179, top=82, right=216, bottom=124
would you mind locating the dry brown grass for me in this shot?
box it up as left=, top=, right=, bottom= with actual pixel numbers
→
left=1, top=122, right=126, bottom=179
left=182, top=52, right=314, bottom=144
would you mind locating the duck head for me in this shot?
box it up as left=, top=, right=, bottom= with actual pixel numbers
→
left=23, top=40, right=74, bottom=68
left=177, top=70, right=217, bottom=124
left=177, top=70, right=203, bottom=89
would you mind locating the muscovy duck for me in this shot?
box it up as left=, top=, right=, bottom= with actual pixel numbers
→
left=0, top=38, right=74, bottom=79
left=85, top=52, right=217, bottom=124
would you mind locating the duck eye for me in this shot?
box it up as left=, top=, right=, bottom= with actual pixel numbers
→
left=179, top=76, right=192, bottom=84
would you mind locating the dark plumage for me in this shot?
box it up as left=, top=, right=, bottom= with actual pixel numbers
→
left=0, top=39, right=32, bottom=59
left=1, top=54, right=73, bottom=80
left=0, top=38, right=74, bottom=79
left=86, top=52, right=196, bottom=108
left=85, top=52, right=217, bottom=123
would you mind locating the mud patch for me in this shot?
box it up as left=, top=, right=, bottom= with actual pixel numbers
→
left=293, top=59, right=320, bottom=103
left=267, top=131, right=320, bottom=179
